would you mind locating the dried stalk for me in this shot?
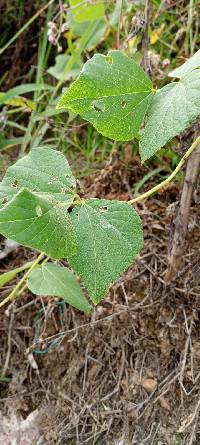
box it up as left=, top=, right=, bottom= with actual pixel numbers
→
left=141, top=0, right=151, bottom=75
left=165, top=142, right=200, bottom=282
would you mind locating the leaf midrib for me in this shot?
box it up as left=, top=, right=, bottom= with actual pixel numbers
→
left=62, top=91, right=152, bottom=105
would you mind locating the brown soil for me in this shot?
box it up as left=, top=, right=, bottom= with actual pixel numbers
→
left=0, top=156, right=200, bottom=445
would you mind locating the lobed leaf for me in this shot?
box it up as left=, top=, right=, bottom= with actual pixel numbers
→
left=57, top=50, right=153, bottom=141
left=139, top=69, right=200, bottom=162
left=27, top=263, right=92, bottom=313
left=68, top=199, right=143, bottom=303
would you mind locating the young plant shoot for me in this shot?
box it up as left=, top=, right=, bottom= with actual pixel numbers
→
left=0, top=49, right=200, bottom=312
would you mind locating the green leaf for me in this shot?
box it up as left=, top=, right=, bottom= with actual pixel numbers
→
left=69, top=0, right=105, bottom=23
left=0, top=137, right=24, bottom=151
left=68, top=199, right=143, bottom=303
left=57, top=50, right=153, bottom=141
left=71, top=19, right=107, bottom=51
left=0, top=147, right=77, bottom=258
left=0, top=188, right=76, bottom=259
left=48, top=54, right=82, bottom=81
left=84, top=19, right=107, bottom=51
left=0, top=147, right=76, bottom=206
left=169, top=49, right=200, bottom=78
left=0, top=84, right=52, bottom=107
left=0, top=92, right=35, bottom=110
left=0, top=261, right=33, bottom=289
left=133, top=167, right=164, bottom=194
left=140, top=69, right=200, bottom=162
left=27, top=263, right=92, bottom=313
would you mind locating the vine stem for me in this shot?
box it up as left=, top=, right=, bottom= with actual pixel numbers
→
left=128, top=136, right=200, bottom=205
left=0, top=252, right=44, bottom=309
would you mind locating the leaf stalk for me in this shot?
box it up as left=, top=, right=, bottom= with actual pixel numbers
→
left=0, top=252, right=44, bottom=309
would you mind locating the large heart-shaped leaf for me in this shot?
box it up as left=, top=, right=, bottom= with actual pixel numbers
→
left=169, top=49, right=200, bottom=78
left=0, top=188, right=76, bottom=258
left=0, top=148, right=77, bottom=258
left=27, top=263, right=92, bottom=313
left=57, top=50, right=153, bottom=141
left=68, top=199, right=143, bottom=303
left=139, top=69, right=200, bottom=162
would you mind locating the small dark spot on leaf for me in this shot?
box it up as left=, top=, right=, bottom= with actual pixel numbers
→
left=92, top=100, right=105, bottom=112
left=105, top=56, right=113, bottom=65
left=2, top=197, right=8, bottom=204
left=121, top=100, right=127, bottom=108
left=99, top=206, right=108, bottom=212
left=11, top=179, right=18, bottom=188
left=76, top=213, right=80, bottom=219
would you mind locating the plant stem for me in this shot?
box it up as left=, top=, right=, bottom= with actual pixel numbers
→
left=142, top=0, right=151, bottom=74
left=0, top=252, right=44, bottom=309
left=186, top=0, right=194, bottom=56
left=128, top=136, right=200, bottom=205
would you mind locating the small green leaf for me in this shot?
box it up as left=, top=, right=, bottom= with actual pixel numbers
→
left=169, top=49, right=200, bottom=78
left=27, top=263, right=92, bottom=313
left=0, top=84, right=52, bottom=107
left=48, top=54, right=82, bottom=81
left=69, top=199, right=143, bottom=303
left=0, top=188, right=76, bottom=259
left=69, top=17, right=107, bottom=51
left=0, top=261, right=33, bottom=289
left=0, top=137, right=24, bottom=151
left=0, top=92, right=35, bottom=110
left=0, top=147, right=76, bottom=207
left=133, top=167, right=164, bottom=194
left=140, top=69, right=200, bottom=162
left=0, top=147, right=78, bottom=258
left=69, top=0, right=105, bottom=23
left=82, top=19, right=107, bottom=51
left=57, top=50, right=153, bottom=141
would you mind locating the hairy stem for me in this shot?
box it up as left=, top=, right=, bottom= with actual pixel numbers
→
left=0, top=252, right=44, bottom=309
left=128, top=136, right=200, bottom=205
